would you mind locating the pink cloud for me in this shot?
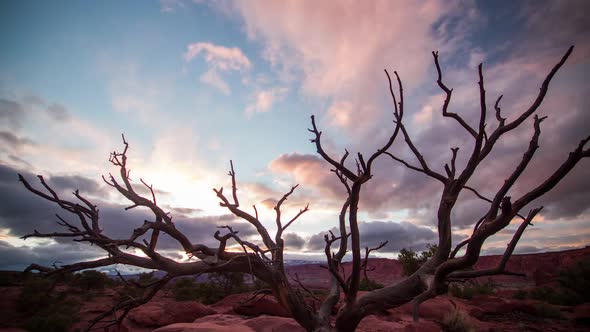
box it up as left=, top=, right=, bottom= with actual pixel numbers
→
left=184, top=42, right=251, bottom=94
left=200, top=68, right=231, bottom=95
left=228, top=0, right=475, bottom=134
left=184, top=42, right=251, bottom=70
left=245, top=87, right=288, bottom=116
left=269, top=152, right=343, bottom=198
left=225, top=1, right=590, bottom=250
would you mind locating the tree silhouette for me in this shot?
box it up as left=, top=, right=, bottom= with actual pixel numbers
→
left=18, top=46, right=587, bottom=332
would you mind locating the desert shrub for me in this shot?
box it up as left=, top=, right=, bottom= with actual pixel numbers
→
left=113, top=272, right=158, bottom=302
left=250, top=277, right=269, bottom=291
left=136, top=271, right=157, bottom=285
left=171, top=277, right=223, bottom=304
left=24, top=297, right=80, bottom=332
left=442, top=309, right=475, bottom=332
left=208, top=271, right=248, bottom=294
left=558, top=258, right=590, bottom=302
left=513, top=289, right=528, bottom=300
left=398, top=244, right=437, bottom=276
left=359, top=278, right=384, bottom=291
left=195, top=282, right=224, bottom=304
left=172, top=277, right=202, bottom=302
left=449, top=284, right=462, bottom=298
left=171, top=272, right=249, bottom=304
left=18, top=277, right=80, bottom=332
left=449, top=281, right=495, bottom=300
left=17, top=277, right=55, bottom=314
left=70, top=270, right=112, bottom=291
left=0, top=271, right=25, bottom=286
left=116, top=283, right=146, bottom=302
left=534, top=302, right=564, bottom=320
left=523, top=259, right=590, bottom=306
left=528, top=287, right=583, bottom=306
left=26, top=311, right=74, bottom=332
left=529, top=287, right=554, bottom=302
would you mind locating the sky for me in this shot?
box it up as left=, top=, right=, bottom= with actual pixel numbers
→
left=0, top=0, right=589, bottom=272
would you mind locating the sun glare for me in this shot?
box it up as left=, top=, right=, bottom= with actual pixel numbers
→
left=140, top=169, right=225, bottom=215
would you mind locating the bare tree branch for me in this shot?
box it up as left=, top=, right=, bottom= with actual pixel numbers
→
left=17, top=46, right=583, bottom=332
left=433, top=50, right=477, bottom=138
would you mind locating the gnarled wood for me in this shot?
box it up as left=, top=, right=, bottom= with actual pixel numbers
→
left=18, top=46, right=586, bottom=332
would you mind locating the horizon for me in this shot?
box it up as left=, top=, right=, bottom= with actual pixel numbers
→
left=3, top=245, right=589, bottom=275
left=0, top=1, right=589, bottom=272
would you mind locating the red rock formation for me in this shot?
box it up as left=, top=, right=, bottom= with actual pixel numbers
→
left=211, top=293, right=290, bottom=317
left=287, top=246, right=590, bottom=289
left=126, top=300, right=216, bottom=327
left=152, top=314, right=304, bottom=332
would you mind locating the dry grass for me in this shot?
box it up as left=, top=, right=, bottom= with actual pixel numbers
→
left=442, top=309, right=475, bottom=332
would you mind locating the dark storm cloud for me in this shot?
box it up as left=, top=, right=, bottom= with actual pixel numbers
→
left=269, top=34, right=590, bottom=251
left=0, top=164, right=58, bottom=236
left=283, top=232, right=305, bottom=250
left=481, top=244, right=581, bottom=256
left=0, top=240, right=105, bottom=271
left=306, top=221, right=437, bottom=253
left=48, top=174, right=104, bottom=195
left=372, top=39, right=590, bottom=229
left=7, top=154, right=32, bottom=168
left=0, top=98, right=26, bottom=128
left=358, top=221, right=437, bottom=252
left=0, top=131, right=36, bottom=150
left=520, top=0, right=590, bottom=61
left=1, top=95, right=71, bottom=126
left=167, top=206, right=203, bottom=216
left=382, top=0, right=590, bottom=229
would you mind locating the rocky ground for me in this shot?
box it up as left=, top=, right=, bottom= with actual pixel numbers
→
left=1, top=247, right=589, bottom=331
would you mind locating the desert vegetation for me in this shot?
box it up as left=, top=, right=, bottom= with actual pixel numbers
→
left=172, top=272, right=250, bottom=304
left=14, top=45, right=590, bottom=332
left=397, top=244, right=438, bottom=276
left=512, top=258, right=590, bottom=306
left=3, top=269, right=270, bottom=331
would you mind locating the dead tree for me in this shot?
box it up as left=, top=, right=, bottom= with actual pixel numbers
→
left=18, top=46, right=588, bottom=332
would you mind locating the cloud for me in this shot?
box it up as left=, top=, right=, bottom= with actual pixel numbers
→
left=224, top=1, right=589, bottom=239
left=518, top=0, right=590, bottom=62
left=325, top=101, right=379, bottom=134
left=306, top=226, right=338, bottom=252
left=306, top=221, right=437, bottom=253
left=245, top=87, right=288, bottom=116
left=46, top=103, right=69, bottom=122
left=199, top=69, right=231, bottom=95
left=0, top=93, right=118, bottom=179
left=227, top=0, right=479, bottom=135
left=0, top=131, right=36, bottom=151
left=184, top=42, right=251, bottom=94
left=0, top=162, right=264, bottom=269
left=267, top=151, right=440, bottom=220
left=47, top=174, right=104, bottom=196
left=160, top=0, right=185, bottom=12
left=0, top=98, right=26, bottom=129
left=283, top=232, right=305, bottom=250
left=185, top=42, right=251, bottom=71
left=269, top=152, right=343, bottom=198
left=0, top=240, right=105, bottom=271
